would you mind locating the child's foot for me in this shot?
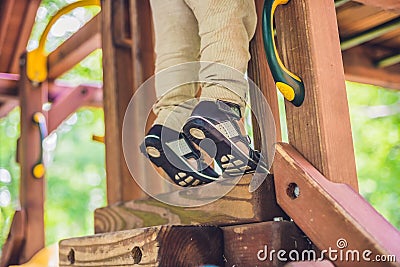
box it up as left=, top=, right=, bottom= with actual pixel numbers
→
left=183, top=100, right=269, bottom=177
left=140, top=124, right=219, bottom=186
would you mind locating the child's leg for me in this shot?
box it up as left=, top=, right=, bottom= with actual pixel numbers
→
left=150, top=0, right=201, bottom=131
left=181, top=1, right=268, bottom=176
left=184, top=0, right=257, bottom=113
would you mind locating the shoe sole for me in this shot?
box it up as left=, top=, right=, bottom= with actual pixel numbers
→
left=184, top=117, right=269, bottom=177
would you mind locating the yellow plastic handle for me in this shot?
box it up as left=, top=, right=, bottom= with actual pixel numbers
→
left=27, top=0, right=101, bottom=83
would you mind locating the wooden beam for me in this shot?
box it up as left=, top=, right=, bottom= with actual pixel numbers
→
left=341, top=17, right=400, bottom=51
left=125, top=0, right=160, bottom=199
left=223, top=221, right=311, bottom=266
left=47, top=84, right=102, bottom=133
left=343, top=46, right=400, bottom=90
left=248, top=0, right=282, bottom=145
left=274, top=143, right=400, bottom=266
left=17, top=53, right=46, bottom=263
left=0, top=1, right=41, bottom=73
left=0, top=0, right=15, bottom=58
left=102, top=0, right=142, bottom=203
left=0, top=73, right=18, bottom=99
left=9, top=0, right=41, bottom=73
left=275, top=0, right=358, bottom=190
left=0, top=99, right=18, bottom=118
left=95, top=175, right=287, bottom=233
left=353, top=0, right=400, bottom=12
left=47, top=14, right=101, bottom=80
left=59, top=225, right=224, bottom=266
left=102, top=0, right=156, bottom=203
left=376, top=53, right=400, bottom=68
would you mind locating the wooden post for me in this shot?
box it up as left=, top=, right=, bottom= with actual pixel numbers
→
left=248, top=0, right=282, bottom=145
left=102, top=0, right=156, bottom=204
left=16, top=53, right=46, bottom=263
left=275, top=0, right=358, bottom=190
left=246, top=0, right=288, bottom=220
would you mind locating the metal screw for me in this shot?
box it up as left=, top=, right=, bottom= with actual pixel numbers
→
left=287, top=182, right=300, bottom=199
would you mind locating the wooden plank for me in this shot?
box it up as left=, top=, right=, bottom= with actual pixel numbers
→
left=336, top=4, right=398, bottom=38
left=126, top=0, right=160, bottom=198
left=0, top=0, right=15, bottom=59
left=340, top=17, right=400, bottom=51
left=247, top=0, right=285, bottom=213
left=48, top=14, right=101, bottom=80
left=0, top=73, right=18, bottom=99
left=59, top=225, right=224, bottom=267
left=343, top=46, right=400, bottom=90
left=9, top=0, right=41, bottom=73
left=101, top=0, right=145, bottom=203
left=223, top=221, right=311, bottom=266
left=274, top=143, right=400, bottom=266
left=0, top=0, right=40, bottom=73
left=248, top=0, right=282, bottom=145
left=353, top=0, right=400, bottom=12
left=275, top=0, right=358, bottom=190
left=16, top=53, right=47, bottom=263
left=0, top=99, right=18, bottom=118
left=95, top=175, right=288, bottom=233
left=48, top=85, right=101, bottom=133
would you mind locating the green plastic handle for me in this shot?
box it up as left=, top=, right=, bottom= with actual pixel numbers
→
left=262, top=0, right=305, bottom=107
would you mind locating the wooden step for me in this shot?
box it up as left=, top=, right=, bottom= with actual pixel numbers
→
left=95, top=174, right=288, bottom=233
left=59, top=225, right=224, bottom=267
left=59, top=221, right=311, bottom=267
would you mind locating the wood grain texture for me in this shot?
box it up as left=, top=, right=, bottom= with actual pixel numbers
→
left=223, top=221, right=311, bottom=267
left=0, top=0, right=41, bottom=73
left=343, top=45, right=400, bottom=90
left=353, top=0, right=400, bottom=12
left=101, top=0, right=145, bottom=203
left=59, top=225, right=223, bottom=267
left=274, top=143, right=400, bottom=267
left=15, top=54, right=46, bottom=263
left=248, top=0, right=282, bottom=146
left=95, top=174, right=288, bottom=233
left=275, top=0, right=358, bottom=190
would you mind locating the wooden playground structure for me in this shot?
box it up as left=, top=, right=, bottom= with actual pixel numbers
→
left=0, top=0, right=400, bottom=266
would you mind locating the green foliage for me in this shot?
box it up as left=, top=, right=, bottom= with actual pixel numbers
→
left=44, top=108, right=106, bottom=245
left=0, top=0, right=105, bottom=251
left=346, top=82, right=400, bottom=228
left=0, top=109, right=20, bottom=248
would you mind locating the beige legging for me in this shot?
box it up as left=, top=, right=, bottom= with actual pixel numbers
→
left=150, top=0, right=257, bottom=131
